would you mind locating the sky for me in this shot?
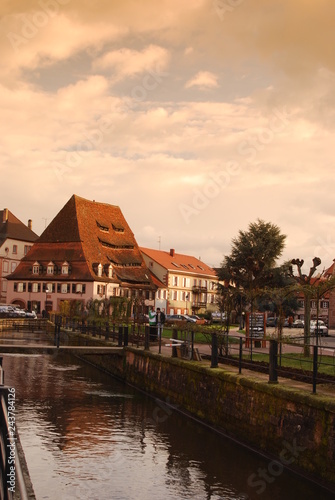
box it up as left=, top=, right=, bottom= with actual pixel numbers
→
left=1, top=0, right=335, bottom=272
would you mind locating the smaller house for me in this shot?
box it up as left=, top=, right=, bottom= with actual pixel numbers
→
left=0, top=209, right=38, bottom=304
left=140, top=247, right=219, bottom=315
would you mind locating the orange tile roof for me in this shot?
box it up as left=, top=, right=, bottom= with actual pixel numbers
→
left=9, top=195, right=153, bottom=287
left=140, top=247, right=218, bottom=277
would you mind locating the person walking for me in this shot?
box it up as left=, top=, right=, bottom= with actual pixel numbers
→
left=155, top=307, right=165, bottom=339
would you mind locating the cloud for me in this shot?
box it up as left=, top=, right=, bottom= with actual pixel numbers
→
left=185, top=71, right=219, bottom=90
left=93, top=45, right=170, bottom=81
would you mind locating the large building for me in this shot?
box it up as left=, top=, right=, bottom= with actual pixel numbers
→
left=0, top=209, right=38, bottom=304
left=140, top=247, right=219, bottom=315
left=7, top=195, right=155, bottom=314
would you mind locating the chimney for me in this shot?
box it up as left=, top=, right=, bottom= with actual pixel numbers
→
left=170, top=249, right=175, bottom=257
left=2, top=208, right=8, bottom=223
left=28, top=219, right=32, bottom=230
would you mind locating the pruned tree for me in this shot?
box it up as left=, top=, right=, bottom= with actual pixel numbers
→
left=289, top=258, right=335, bottom=356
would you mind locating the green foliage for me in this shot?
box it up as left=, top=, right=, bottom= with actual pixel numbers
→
left=220, top=219, right=286, bottom=289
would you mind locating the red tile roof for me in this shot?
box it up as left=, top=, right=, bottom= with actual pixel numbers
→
left=140, top=247, right=218, bottom=277
left=8, top=195, right=153, bottom=287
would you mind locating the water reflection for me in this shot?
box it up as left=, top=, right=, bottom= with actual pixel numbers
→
left=1, top=332, right=334, bottom=500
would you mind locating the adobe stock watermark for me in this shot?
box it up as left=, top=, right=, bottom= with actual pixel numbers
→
left=213, top=0, right=245, bottom=21
left=237, top=107, right=291, bottom=165
left=179, top=162, right=240, bottom=224
left=7, top=0, right=70, bottom=51
left=247, top=438, right=306, bottom=495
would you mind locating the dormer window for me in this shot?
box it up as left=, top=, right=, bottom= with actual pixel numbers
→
left=47, top=262, right=54, bottom=275
left=33, top=262, right=40, bottom=275
left=112, top=223, right=124, bottom=233
left=62, top=261, right=69, bottom=275
left=108, top=264, right=113, bottom=278
left=97, top=263, right=103, bottom=277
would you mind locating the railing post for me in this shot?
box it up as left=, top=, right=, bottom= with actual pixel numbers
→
left=238, top=337, right=243, bottom=374
left=105, top=322, right=109, bottom=341
left=144, top=325, right=150, bottom=350
left=312, top=345, right=318, bottom=394
left=211, top=332, right=218, bottom=368
left=123, top=325, right=129, bottom=347
left=172, top=328, right=178, bottom=358
left=118, top=325, right=123, bottom=347
left=269, top=339, right=278, bottom=384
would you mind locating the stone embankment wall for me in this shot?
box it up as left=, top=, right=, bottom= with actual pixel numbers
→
left=78, top=346, right=335, bottom=489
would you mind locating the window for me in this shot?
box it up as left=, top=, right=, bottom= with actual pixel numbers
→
left=98, top=263, right=102, bottom=277
left=17, top=283, right=24, bottom=292
left=11, top=262, right=17, bottom=272
left=32, top=283, right=39, bottom=293
left=321, top=301, right=329, bottom=309
left=33, top=262, right=39, bottom=275
left=76, top=284, right=82, bottom=293
left=173, top=276, right=178, bottom=286
left=311, top=300, right=317, bottom=309
left=24, top=245, right=32, bottom=255
left=12, top=245, right=17, bottom=254
left=47, top=262, right=54, bottom=275
left=97, top=284, right=105, bottom=295
left=46, top=283, right=53, bottom=293
left=3, top=261, right=9, bottom=273
left=173, top=291, right=178, bottom=300
left=298, top=300, right=304, bottom=308
left=61, top=284, right=68, bottom=294
left=108, top=265, right=113, bottom=278
left=62, top=262, right=69, bottom=275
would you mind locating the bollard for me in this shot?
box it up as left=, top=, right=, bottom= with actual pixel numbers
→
left=269, top=340, right=278, bottom=384
left=123, top=326, right=128, bottom=347
left=211, top=333, right=218, bottom=368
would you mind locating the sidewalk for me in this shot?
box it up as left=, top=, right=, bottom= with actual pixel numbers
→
left=148, top=330, right=335, bottom=399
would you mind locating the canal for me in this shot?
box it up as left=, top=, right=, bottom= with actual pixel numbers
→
left=1, top=331, right=334, bottom=500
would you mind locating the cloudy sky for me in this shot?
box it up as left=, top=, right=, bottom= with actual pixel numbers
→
left=1, top=0, right=334, bottom=271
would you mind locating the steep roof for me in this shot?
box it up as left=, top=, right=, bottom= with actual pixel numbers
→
left=0, top=209, right=38, bottom=246
left=140, top=247, right=218, bottom=278
left=9, top=195, right=152, bottom=287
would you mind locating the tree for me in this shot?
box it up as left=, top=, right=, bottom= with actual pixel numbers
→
left=219, top=220, right=286, bottom=326
left=219, top=219, right=286, bottom=290
left=289, top=258, right=335, bottom=356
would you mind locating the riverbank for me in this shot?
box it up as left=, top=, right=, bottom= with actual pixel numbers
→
left=74, top=344, right=335, bottom=493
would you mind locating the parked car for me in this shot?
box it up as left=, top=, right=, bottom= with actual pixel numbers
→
left=292, top=319, right=304, bottom=328
left=188, top=315, right=208, bottom=325
left=13, top=307, right=26, bottom=317
left=25, top=310, right=37, bottom=319
left=211, top=312, right=227, bottom=323
left=266, top=317, right=276, bottom=327
left=165, top=314, right=197, bottom=325
left=310, top=320, right=328, bottom=337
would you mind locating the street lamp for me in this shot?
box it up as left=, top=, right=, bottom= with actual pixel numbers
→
left=186, top=293, right=190, bottom=314
left=45, top=286, right=50, bottom=317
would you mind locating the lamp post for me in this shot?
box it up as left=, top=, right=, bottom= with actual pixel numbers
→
left=45, top=286, right=50, bottom=318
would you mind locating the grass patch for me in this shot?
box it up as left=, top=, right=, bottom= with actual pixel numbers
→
left=241, top=352, right=335, bottom=376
